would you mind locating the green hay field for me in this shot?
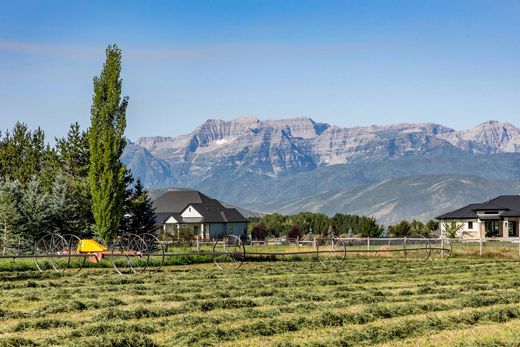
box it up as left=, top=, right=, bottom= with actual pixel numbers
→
left=2, top=257, right=520, bottom=346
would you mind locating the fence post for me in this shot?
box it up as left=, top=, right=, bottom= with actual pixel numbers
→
left=296, top=237, right=299, bottom=247
left=367, top=237, right=370, bottom=252
left=440, top=237, right=444, bottom=259
left=479, top=235, right=483, bottom=257
left=404, top=237, right=407, bottom=259
left=196, top=238, right=200, bottom=252
left=518, top=236, right=520, bottom=258
left=313, top=237, right=316, bottom=248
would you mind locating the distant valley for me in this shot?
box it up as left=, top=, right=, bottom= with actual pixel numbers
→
left=122, top=117, right=520, bottom=225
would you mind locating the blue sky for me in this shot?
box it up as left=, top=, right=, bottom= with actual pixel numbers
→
left=0, top=0, right=519, bottom=141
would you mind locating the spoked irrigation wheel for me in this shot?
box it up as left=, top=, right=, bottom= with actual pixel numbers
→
left=140, top=233, right=165, bottom=273
left=110, top=233, right=149, bottom=275
left=405, top=236, right=432, bottom=261
left=316, top=237, right=347, bottom=267
left=61, top=234, right=86, bottom=272
left=430, top=237, right=453, bottom=259
left=34, top=233, right=70, bottom=272
left=212, top=235, right=246, bottom=270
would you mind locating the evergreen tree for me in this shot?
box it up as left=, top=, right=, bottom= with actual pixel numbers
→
left=19, top=175, right=50, bottom=243
left=56, top=123, right=90, bottom=178
left=88, top=45, right=129, bottom=242
left=0, top=123, right=54, bottom=185
left=0, top=180, right=22, bottom=254
left=48, top=174, right=81, bottom=235
left=56, top=123, right=94, bottom=237
left=124, top=178, right=156, bottom=235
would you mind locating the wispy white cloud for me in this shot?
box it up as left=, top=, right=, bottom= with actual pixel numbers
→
left=0, top=39, right=99, bottom=59
left=0, top=38, right=383, bottom=63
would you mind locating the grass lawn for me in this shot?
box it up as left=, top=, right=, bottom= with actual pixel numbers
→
left=2, top=257, right=520, bottom=346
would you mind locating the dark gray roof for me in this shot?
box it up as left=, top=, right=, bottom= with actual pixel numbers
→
left=153, top=190, right=248, bottom=224
left=437, top=195, right=520, bottom=219
left=154, top=212, right=181, bottom=224
left=486, top=196, right=520, bottom=216
left=437, top=204, right=481, bottom=219
left=473, top=201, right=509, bottom=211
left=154, top=190, right=203, bottom=213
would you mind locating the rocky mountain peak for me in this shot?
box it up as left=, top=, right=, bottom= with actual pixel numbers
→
left=458, top=120, right=520, bottom=152
left=263, top=117, right=329, bottom=139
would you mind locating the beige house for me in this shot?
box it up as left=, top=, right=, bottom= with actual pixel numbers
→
left=437, top=196, right=520, bottom=239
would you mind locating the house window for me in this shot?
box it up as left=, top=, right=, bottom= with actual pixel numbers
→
left=484, top=211, right=498, bottom=214
left=227, top=224, right=234, bottom=235
left=468, top=222, right=473, bottom=230
left=485, top=221, right=500, bottom=237
left=509, top=221, right=518, bottom=237
left=189, top=207, right=191, bottom=212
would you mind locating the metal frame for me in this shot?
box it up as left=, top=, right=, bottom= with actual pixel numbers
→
left=0, top=234, right=454, bottom=275
left=212, top=235, right=246, bottom=270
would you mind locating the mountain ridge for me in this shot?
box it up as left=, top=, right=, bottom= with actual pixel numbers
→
left=122, top=117, right=520, bottom=223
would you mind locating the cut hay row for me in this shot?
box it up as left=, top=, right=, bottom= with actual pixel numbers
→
left=1, top=258, right=520, bottom=346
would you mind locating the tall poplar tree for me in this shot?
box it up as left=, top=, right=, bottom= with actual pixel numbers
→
left=88, top=45, right=128, bottom=242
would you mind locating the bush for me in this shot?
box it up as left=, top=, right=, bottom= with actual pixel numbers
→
left=251, top=223, right=268, bottom=240
left=287, top=225, right=302, bottom=239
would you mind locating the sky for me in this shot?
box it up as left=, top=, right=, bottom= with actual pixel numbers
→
left=0, top=0, right=519, bottom=141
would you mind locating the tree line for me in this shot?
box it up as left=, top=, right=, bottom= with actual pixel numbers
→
left=248, top=212, right=439, bottom=240
left=0, top=46, right=156, bottom=254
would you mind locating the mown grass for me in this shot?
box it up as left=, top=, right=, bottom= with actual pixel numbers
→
left=1, top=258, right=520, bottom=346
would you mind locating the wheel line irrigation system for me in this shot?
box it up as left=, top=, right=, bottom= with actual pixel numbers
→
left=0, top=234, right=453, bottom=275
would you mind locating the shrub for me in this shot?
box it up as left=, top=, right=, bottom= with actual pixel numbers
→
left=251, top=223, right=268, bottom=240
left=287, top=225, right=302, bottom=239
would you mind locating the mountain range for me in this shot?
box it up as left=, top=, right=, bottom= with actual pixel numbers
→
left=122, top=117, right=520, bottom=225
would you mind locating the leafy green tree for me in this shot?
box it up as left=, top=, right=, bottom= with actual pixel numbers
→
left=388, top=220, right=412, bottom=237
left=88, top=45, right=129, bottom=242
left=261, top=213, right=287, bottom=237
left=357, top=217, right=384, bottom=237
left=426, top=220, right=439, bottom=233
left=330, top=213, right=384, bottom=237
left=290, top=212, right=329, bottom=234
left=0, top=180, right=22, bottom=254
left=442, top=221, right=463, bottom=238
left=409, top=219, right=428, bottom=236
left=332, top=213, right=360, bottom=234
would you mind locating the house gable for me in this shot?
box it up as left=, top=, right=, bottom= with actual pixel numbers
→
left=181, top=204, right=203, bottom=218
left=165, top=216, right=179, bottom=224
